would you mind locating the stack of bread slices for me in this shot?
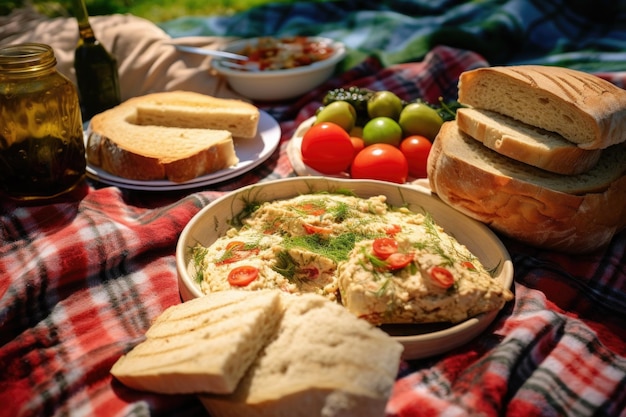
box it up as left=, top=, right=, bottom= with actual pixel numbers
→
left=86, top=91, right=260, bottom=183
left=110, top=290, right=403, bottom=417
left=427, top=65, right=626, bottom=253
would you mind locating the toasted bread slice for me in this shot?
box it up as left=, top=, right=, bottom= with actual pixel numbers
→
left=456, top=108, right=602, bottom=175
left=458, top=65, right=626, bottom=149
left=135, top=91, right=260, bottom=139
left=110, top=290, right=282, bottom=394
left=87, top=93, right=239, bottom=183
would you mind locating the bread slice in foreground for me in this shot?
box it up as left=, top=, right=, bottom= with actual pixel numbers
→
left=134, top=91, right=260, bottom=139
left=456, top=108, right=602, bottom=175
left=200, top=292, right=404, bottom=417
left=87, top=93, right=239, bottom=183
left=458, top=65, right=626, bottom=150
left=110, top=290, right=282, bottom=394
left=427, top=121, right=626, bottom=253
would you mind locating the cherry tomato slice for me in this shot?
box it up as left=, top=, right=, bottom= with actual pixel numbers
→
left=372, top=237, right=398, bottom=260
left=461, top=261, right=476, bottom=271
left=225, top=241, right=246, bottom=251
left=303, top=223, right=332, bottom=235
left=299, top=266, right=320, bottom=280
left=385, top=224, right=402, bottom=236
left=386, top=252, right=414, bottom=271
left=429, top=266, right=454, bottom=289
left=296, top=203, right=326, bottom=216
left=228, top=265, right=259, bottom=287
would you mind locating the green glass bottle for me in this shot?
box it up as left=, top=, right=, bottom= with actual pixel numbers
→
left=72, top=0, right=121, bottom=121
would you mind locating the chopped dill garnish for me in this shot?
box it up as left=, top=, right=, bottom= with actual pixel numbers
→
left=272, top=251, right=298, bottom=280
left=191, top=245, right=208, bottom=283
left=231, top=199, right=262, bottom=227
left=283, top=232, right=360, bottom=263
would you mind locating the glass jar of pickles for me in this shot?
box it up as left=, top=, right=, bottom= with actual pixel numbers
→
left=0, top=43, right=86, bottom=201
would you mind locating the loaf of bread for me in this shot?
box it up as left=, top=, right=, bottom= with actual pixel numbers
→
left=110, top=290, right=282, bottom=394
left=200, top=292, right=403, bottom=417
left=427, top=121, right=626, bottom=253
left=456, top=108, right=602, bottom=175
left=458, top=65, right=626, bottom=150
left=134, top=91, right=260, bottom=139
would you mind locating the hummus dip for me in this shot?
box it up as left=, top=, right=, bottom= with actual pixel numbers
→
left=191, top=193, right=513, bottom=325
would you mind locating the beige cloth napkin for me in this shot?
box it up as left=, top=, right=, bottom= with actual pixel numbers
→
left=0, top=8, right=245, bottom=100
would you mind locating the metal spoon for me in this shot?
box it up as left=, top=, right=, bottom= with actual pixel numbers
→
left=169, top=44, right=249, bottom=61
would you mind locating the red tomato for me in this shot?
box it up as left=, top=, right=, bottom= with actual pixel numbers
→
left=429, top=266, right=454, bottom=289
left=386, top=252, right=414, bottom=271
left=299, top=266, right=320, bottom=280
left=303, top=223, right=332, bottom=234
left=461, top=261, right=476, bottom=271
left=228, top=265, right=259, bottom=286
left=350, top=144, right=409, bottom=184
left=400, top=135, right=432, bottom=178
left=385, top=224, right=402, bottom=236
left=296, top=203, right=326, bottom=216
left=372, top=237, right=398, bottom=260
left=301, top=122, right=354, bottom=174
left=349, top=136, right=365, bottom=158
left=217, top=242, right=259, bottom=265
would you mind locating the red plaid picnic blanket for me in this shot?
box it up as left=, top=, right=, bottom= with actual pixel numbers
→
left=1, top=45, right=625, bottom=417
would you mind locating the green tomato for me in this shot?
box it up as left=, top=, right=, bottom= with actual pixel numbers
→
left=315, top=101, right=357, bottom=132
left=367, top=91, right=403, bottom=120
left=398, top=102, right=444, bottom=141
left=362, top=117, right=403, bottom=147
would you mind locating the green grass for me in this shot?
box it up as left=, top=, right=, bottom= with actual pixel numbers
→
left=3, top=0, right=303, bottom=21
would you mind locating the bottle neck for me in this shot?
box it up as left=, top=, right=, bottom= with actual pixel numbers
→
left=73, top=0, right=96, bottom=42
left=0, top=43, right=57, bottom=77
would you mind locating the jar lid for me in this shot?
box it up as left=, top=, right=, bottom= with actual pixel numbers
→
left=0, top=43, right=57, bottom=73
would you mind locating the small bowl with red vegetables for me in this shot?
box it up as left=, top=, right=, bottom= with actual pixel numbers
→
left=176, top=176, right=513, bottom=359
left=287, top=87, right=463, bottom=183
left=212, top=36, right=346, bottom=101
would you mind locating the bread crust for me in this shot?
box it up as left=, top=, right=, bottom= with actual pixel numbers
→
left=87, top=93, right=240, bottom=182
left=427, top=122, right=626, bottom=253
left=458, top=65, right=626, bottom=149
left=456, top=108, right=602, bottom=175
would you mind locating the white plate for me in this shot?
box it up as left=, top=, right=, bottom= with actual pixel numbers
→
left=85, top=110, right=281, bottom=191
left=176, top=177, right=514, bottom=359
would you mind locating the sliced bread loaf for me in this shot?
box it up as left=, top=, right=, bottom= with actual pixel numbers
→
left=456, top=108, right=602, bottom=175
left=200, top=292, right=403, bottom=417
left=134, top=91, right=260, bottom=139
left=457, top=65, right=626, bottom=150
left=87, top=93, right=239, bottom=183
left=427, top=121, right=626, bottom=253
left=110, top=290, right=282, bottom=395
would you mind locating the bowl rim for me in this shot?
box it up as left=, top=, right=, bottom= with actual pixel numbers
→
left=175, top=177, right=514, bottom=358
left=211, top=36, right=346, bottom=78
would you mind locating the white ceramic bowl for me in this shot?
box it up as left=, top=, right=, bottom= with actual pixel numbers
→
left=212, top=36, right=346, bottom=101
left=176, top=177, right=514, bottom=359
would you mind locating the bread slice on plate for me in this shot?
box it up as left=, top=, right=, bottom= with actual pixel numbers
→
left=456, top=108, right=602, bottom=175
left=199, top=292, right=403, bottom=417
left=134, top=91, right=260, bottom=139
left=87, top=93, right=240, bottom=183
left=110, top=290, right=282, bottom=395
left=427, top=121, right=626, bottom=253
left=458, top=65, right=626, bottom=150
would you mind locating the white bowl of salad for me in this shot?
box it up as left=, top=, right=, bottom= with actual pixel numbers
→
left=212, top=36, right=346, bottom=101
